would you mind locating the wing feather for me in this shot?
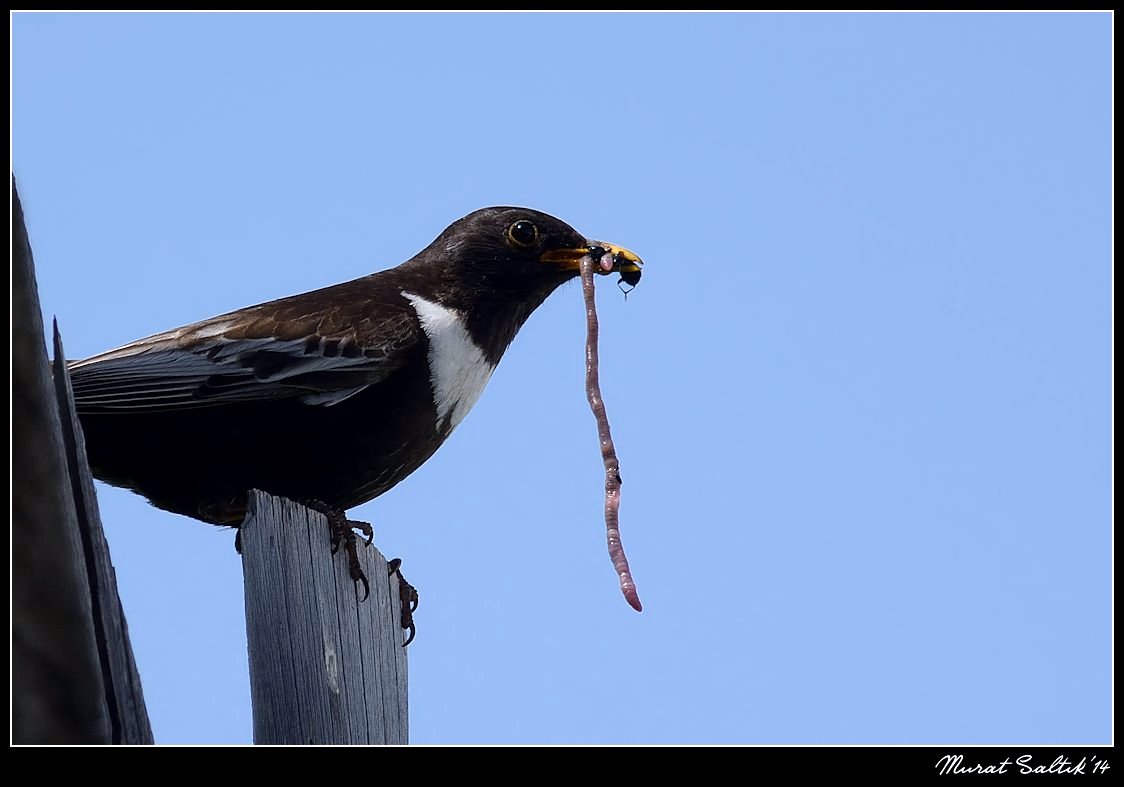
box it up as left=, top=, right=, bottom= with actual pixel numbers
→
left=69, top=290, right=417, bottom=412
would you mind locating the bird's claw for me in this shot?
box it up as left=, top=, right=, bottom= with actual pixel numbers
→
left=339, top=523, right=369, bottom=602
left=302, top=498, right=374, bottom=602
left=352, top=519, right=374, bottom=547
left=388, top=558, right=419, bottom=647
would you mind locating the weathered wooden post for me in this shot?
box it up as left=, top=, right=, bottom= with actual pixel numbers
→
left=14, top=179, right=407, bottom=745
left=12, top=180, right=153, bottom=744
left=240, top=492, right=410, bottom=744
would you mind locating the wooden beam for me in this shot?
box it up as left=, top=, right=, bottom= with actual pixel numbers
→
left=240, top=491, right=409, bottom=745
left=12, top=179, right=153, bottom=744
left=52, top=328, right=154, bottom=744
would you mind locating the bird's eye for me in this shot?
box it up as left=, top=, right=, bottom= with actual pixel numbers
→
left=506, top=220, right=539, bottom=249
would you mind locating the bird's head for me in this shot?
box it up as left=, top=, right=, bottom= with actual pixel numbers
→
left=399, top=207, right=642, bottom=362
left=417, top=207, right=643, bottom=303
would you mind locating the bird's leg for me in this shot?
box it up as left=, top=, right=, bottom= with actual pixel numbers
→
left=387, top=558, right=419, bottom=647
left=301, top=500, right=419, bottom=645
left=302, top=499, right=373, bottom=602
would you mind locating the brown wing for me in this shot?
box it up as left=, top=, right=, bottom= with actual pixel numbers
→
left=69, top=278, right=421, bottom=413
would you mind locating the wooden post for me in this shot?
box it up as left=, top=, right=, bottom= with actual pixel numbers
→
left=12, top=179, right=153, bottom=744
left=240, top=491, right=409, bottom=744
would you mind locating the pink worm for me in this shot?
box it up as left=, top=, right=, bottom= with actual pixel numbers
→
left=580, top=253, right=643, bottom=613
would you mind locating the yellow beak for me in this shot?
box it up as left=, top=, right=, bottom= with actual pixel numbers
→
left=540, top=242, right=644, bottom=284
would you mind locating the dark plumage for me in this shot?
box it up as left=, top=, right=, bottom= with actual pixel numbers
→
left=70, top=207, right=642, bottom=527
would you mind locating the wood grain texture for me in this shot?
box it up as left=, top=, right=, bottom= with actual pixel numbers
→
left=13, top=178, right=152, bottom=744
left=241, top=491, right=409, bottom=745
left=53, top=329, right=154, bottom=744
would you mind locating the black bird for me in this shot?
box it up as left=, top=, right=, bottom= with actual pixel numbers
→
left=69, top=207, right=642, bottom=628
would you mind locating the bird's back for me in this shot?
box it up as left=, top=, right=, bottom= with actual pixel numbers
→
left=70, top=270, right=443, bottom=523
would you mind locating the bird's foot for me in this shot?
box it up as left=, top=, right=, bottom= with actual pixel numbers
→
left=387, top=558, right=419, bottom=647
left=302, top=499, right=373, bottom=602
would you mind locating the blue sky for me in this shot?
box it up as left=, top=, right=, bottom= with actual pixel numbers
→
left=13, top=12, right=1111, bottom=744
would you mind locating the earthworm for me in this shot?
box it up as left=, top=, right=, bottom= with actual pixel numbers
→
left=580, top=252, right=643, bottom=613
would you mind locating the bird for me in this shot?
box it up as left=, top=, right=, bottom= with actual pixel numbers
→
left=68, top=206, right=643, bottom=636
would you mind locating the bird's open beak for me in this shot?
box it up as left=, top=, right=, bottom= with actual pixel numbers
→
left=541, top=242, right=644, bottom=285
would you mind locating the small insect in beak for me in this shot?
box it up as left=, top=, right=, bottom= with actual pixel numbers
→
left=588, top=245, right=643, bottom=291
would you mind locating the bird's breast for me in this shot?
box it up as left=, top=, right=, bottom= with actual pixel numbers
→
left=402, top=292, right=497, bottom=431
